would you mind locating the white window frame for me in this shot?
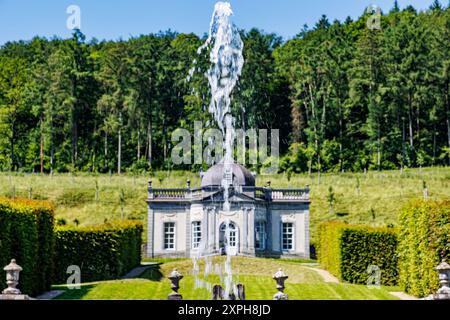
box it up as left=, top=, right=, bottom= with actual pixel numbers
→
left=228, top=227, right=237, bottom=247
left=255, top=221, right=266, bottom=250
left=192, top=221, right=202, bottom=249
left=163, top=222, right=176, bottom=251
left=220, top=222, right=237, bottom=248
left=282, top=222, right=294, bottom=252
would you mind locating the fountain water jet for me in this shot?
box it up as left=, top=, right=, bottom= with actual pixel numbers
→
left=188, top=1, right=244, bottom=300
left=192, top=1, right=244, bottom=211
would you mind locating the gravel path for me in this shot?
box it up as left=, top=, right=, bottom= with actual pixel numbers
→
left=306, top=266, right=419, bottom=300
left=389, top=292, right=419, bottom=300
left=36, top=290, right=65, bottom=300
left=305, top=267, right=340, bottom=283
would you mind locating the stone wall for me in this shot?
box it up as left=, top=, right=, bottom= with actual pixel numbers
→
left=147, top=197, right=310, bottom=259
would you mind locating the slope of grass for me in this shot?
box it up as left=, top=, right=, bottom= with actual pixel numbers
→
left=1, top=167, right=449, bottom=243
left=53, top=278, right=399, bottom=300
left=53, top=257, right=399, bottom=300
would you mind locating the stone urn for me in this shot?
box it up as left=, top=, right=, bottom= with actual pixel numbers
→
left=168, top=269, right=183, bottom=300
left=273, top=268, right=288, bottom=300
left=3, top=259, right=22, bottom=295
left=434, top=261, right=450, bottom=300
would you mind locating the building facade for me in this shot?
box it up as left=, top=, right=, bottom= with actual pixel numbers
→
left=147, top=164, right=310, bottom=259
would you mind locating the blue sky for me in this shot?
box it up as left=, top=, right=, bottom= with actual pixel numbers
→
left=0, top=0, right=438, bottom=44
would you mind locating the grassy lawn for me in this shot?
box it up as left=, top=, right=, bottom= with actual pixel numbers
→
left=1, top=167, right=449, bottom=243
left=53, top=257, right=400, bottom=300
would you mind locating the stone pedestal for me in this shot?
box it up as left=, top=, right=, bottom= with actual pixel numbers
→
left=168, top=292, right=183, bottom=300
left=434, top=261, right=450, bottom=300
left=434, top=288, right=450, bottom=300
left=0, top=294, right=32, bottom=300
left=273, top=291, right=288, bottom=300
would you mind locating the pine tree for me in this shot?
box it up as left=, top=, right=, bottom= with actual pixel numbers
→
left=392, top=0, right=400, bottom=13
left=430, top=0, right=443, bottom=11
left=349, top=24, right=386, bottom=171
left=96, top=41, right=130, bottom=174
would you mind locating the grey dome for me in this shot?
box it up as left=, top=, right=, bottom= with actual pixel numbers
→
left=201, top=163, right=255, bottom=187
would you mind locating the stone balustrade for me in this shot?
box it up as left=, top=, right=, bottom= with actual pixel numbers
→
left=151, top=189, right=190, bottom=200
left=150, top=186, right=310, bottom=202
left=270, top=189, right=309, bottom=201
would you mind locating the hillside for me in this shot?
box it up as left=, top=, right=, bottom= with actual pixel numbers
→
left=1, top=167, right=448, bottom=244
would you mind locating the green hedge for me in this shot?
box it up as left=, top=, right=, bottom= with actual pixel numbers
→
left=398, top=200, right=450, bottom=298
left=53, top=221, right=143, bottom=284
left=318, top=221, right=398, bottom=286
left=0, top=198, right=54, bottom=296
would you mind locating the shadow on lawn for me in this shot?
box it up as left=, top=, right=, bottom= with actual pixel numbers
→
left=53, top=284, right=96, bottom=300
left=53, top=264, right=164, bottom=300
left=137, top=265, right=163, bottom=281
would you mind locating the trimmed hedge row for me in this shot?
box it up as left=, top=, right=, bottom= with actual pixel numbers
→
left=0, top=198, right=54, bottom=296
left=53, top=221, right=143, bottom=284
left=398, top=200, right=450, bottom=297
left=318, top=221, right=398, bottom=286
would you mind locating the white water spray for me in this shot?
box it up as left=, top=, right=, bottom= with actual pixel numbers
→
left=197, top=1, right=244, bottom=211
left=189, top=1, right=244, bottom=300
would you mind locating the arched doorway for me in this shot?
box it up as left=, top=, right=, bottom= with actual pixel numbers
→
left=219, top=221, right=238, bottom=256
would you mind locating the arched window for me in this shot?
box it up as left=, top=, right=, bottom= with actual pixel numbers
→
left=220, top=222, right=237, bottom=248
left=219, top=222, right=239, bottom=251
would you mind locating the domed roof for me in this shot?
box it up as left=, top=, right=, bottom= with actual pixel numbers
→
left=201, top=163, right=255, bottom=187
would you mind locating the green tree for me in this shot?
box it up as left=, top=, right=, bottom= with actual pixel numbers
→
left=0, top=57, right=30, bottom=170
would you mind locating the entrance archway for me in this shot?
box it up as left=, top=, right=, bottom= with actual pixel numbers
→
left=219, top=221, right=238, bottom=256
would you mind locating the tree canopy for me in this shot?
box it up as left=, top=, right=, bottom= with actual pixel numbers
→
left=0, top=4, right=449, bottom=174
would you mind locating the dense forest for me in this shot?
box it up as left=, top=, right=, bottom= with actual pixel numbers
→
left=0, top=1, right=449, bottom=175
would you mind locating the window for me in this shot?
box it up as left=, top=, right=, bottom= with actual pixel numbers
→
left=282, top=223, right=294, bottom=251
left=192, top=221, right=202, bottom=249
left=220, top=222, right=237, bottom=247
left=228, top=227, right=236, bottom=247
left=255, top=221, right=266, bottom=250
left=164, top=222, right=175, bottom=250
